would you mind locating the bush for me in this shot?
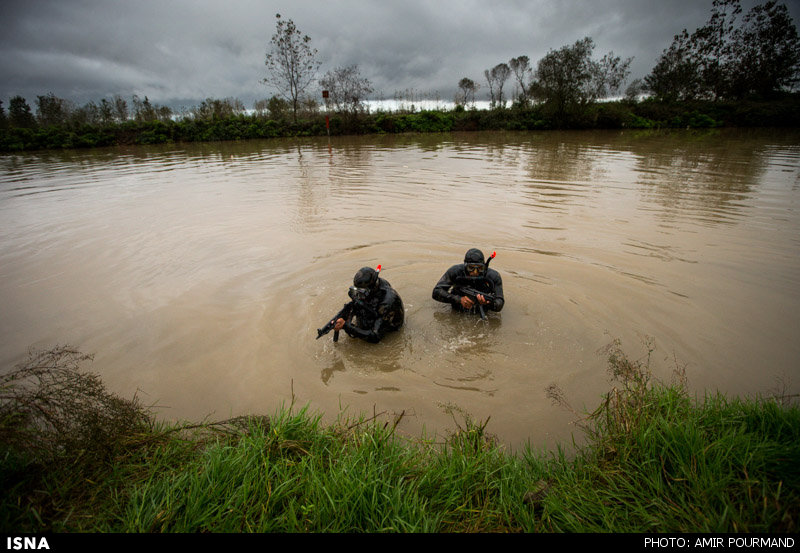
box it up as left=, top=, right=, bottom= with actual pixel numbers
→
left=0, top=346, right=152, bottom=465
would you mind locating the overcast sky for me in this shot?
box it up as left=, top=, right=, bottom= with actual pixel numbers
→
left=2, top=0, right=798, bottom=111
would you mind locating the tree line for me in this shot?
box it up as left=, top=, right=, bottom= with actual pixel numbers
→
left=456, top=0, right=798, bottom=122
left=1, top=0, right=798, bottom=151
left=259, top=0, right=798, bottom=125
left=0, top=94, right=176, bottom=130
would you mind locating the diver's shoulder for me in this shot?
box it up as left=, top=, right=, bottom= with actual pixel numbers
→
left=487, top=268, right=502, bottom=282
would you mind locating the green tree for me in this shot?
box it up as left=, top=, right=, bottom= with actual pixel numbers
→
left=728, top=0, right=800, bottom=97
left=645, top=29, right=705, bottom=101
left=253, top=98, right=270, bottom=118
left=319, top=65, right=374, bottom=118
left=531, top=37, right=631, bottom=123
left=646, top=0, right=800, bottom=100
left=156, top=105, right=173, bottom=123
left=70, top=101, right=101, bottom=127
left=8, top=96, right=37, bottom=128
left=96, top=96, right=128, bottom=125
left=591, top=51, right=634, bottom=99
left=695, top=0, right=743, bottom=99
left=99, top=98, right=115, bottom=125
left=263, top=14, right=321, bottom=123
left=190, top=97, right=246, bottom=120
left=36, top=93, right=71, bottom=127
left=0, top=100, right=6, bottom=129
left=132, top=95, right=172, bottom=123
left=266, top=95, right=289, bottom=119
left=624, top=78, right=647, bottom=102
left=113, top=95, right=129, bottom=122
left=299, top=96, right=320, bottom=118
left=132, top=95, right=155, bottom=122
left=456, top=77, right=479, bottom=107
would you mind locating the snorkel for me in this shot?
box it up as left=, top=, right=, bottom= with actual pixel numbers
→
left=485, top=251, right=496, bottom=270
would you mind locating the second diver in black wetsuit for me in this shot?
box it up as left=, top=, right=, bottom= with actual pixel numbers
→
left=432, top=248, right=504, bottom=317
left=332, top=266, right=405, bottom=343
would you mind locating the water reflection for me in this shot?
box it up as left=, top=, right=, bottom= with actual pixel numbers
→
left=630, top=131, right=771, bottom=226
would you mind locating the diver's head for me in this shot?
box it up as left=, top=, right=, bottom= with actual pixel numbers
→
left=464, top=248, right=486, bottom=277
left=350, top=266, right=379, bottom=300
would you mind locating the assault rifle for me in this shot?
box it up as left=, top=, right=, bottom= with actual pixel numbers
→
left=458, top=286, right=498, bottom=320
left=316, top=294, right=380, bottom=342
left=316, top=302, right=354, bottom=342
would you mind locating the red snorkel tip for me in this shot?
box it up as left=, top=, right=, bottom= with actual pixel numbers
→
left=484, top=251, right=497, bottom=269
left=376, top=264, right=381, bottom=273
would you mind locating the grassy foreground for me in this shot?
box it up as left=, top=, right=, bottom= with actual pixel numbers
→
left=1, top=343, right=798, bottom=533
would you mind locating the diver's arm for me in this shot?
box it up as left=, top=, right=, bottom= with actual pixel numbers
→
left=488, top=272, right=504, bottom=312
left=343, top=318, right=384, bottom=343
left=432, top=266, right=462, bottom=306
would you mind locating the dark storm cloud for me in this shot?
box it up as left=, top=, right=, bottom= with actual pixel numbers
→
left=2, top=0, right=797, bottom=110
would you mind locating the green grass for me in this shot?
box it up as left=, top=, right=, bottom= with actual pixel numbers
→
left=1, top=343, right=797, bottom=532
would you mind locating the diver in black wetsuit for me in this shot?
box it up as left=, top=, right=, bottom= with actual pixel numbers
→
left=432, top=248, right=505, bottom=316
left=332, top=266, right=404, bottom=343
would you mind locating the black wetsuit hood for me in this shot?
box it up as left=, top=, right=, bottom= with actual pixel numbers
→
left=353, top=267, right=379, bottom=289
left=464, top=248, right=485, bottom=264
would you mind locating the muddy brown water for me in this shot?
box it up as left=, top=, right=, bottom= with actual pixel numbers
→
left=1, top=128, right=798, bottom=451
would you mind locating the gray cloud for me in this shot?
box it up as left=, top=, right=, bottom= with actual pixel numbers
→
left=2, top=0, right=797, bottom=110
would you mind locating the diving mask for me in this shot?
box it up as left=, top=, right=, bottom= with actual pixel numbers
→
left=349, top=286, right=370, bottom=301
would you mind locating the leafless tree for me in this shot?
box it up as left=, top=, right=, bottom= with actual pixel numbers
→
left=493, top=63, right=512, bottom=107
left=263, top=14, right=321, bottom=122
left=483, top=69, right=496, bottom=107
left=319, top=65, right=374, bottom=118
left=485, top=63, right=511, bottom=107
left=509, top=55, right=532, bottom=103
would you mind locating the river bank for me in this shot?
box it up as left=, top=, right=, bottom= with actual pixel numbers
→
left=2, top=95, right=798, bottom=152
left=1, top=343, right=797, bottom=533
